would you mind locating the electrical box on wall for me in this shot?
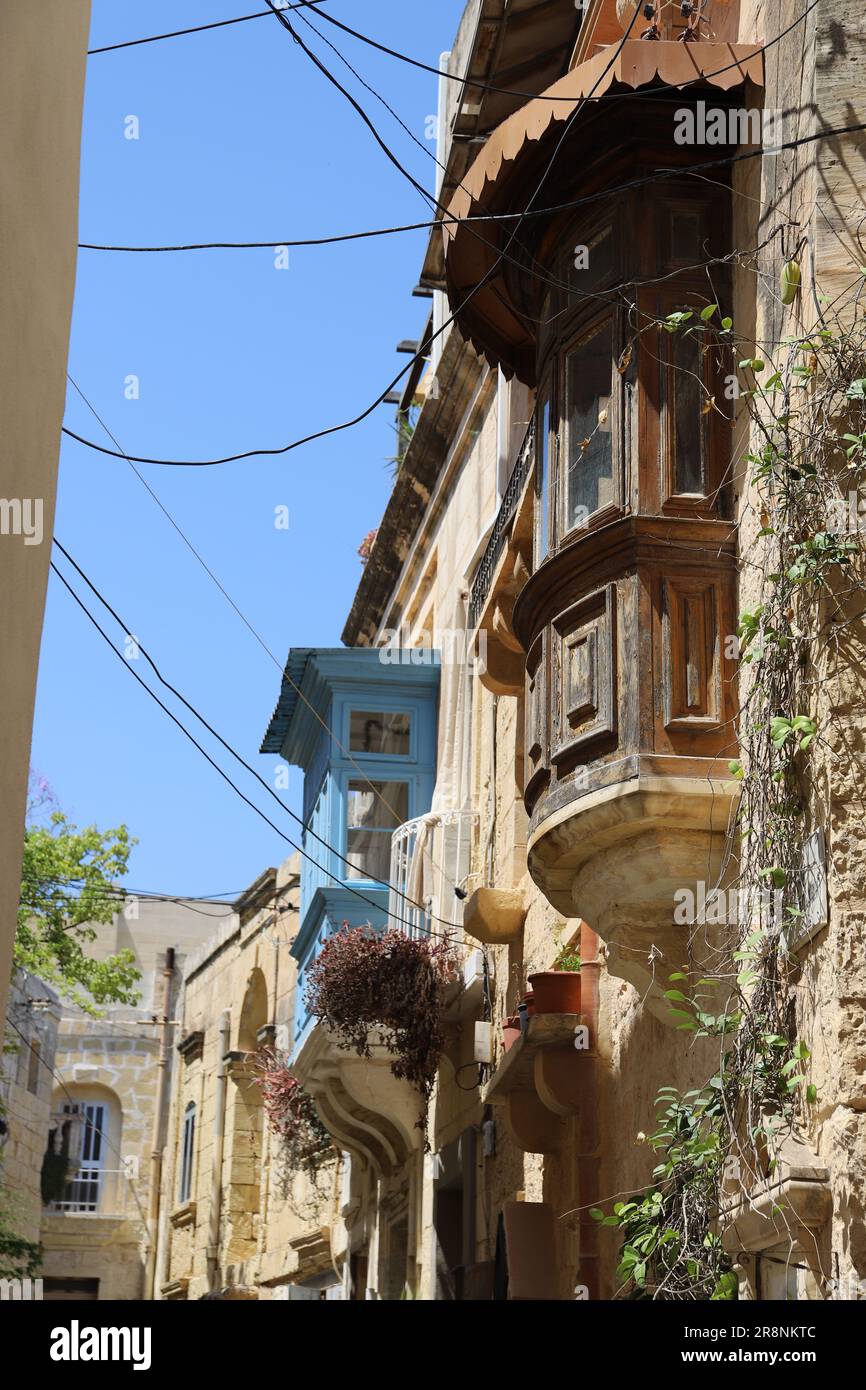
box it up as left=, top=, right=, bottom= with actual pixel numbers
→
left=473, top=1021, right=493, bottom=1063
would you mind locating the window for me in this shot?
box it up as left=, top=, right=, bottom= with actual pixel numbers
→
left=563, top=318, right=614, bottom=532
left=346, top=780, right=409, bottom=882
left=43, top=1277, right=100, bottom=1301
left=60, top=1101, right=106, bottom=1213
left=670, top=208, right=703, bottom=265
left=535, top=396, right=551, bottom=564
left=758, top=1252, right=802, bottom=1301
left=349, top=710, right=411, bottom=756
left=179, top=1102, right=196, bottom=1205
left=668, top=325, right=706, bottom=494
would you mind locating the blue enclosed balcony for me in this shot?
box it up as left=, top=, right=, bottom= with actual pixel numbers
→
left=261, top=648, right=440, bottom=1057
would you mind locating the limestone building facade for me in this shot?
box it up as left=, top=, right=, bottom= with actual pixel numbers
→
left=159, top=856, right=348, bottom=1301
left=256, top=0, right=866, bottom=1300
left=36, top=894, right=234, bottom=1300
left=1, top=973, right=61, bottom=1258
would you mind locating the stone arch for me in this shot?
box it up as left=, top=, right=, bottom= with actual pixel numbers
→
left=224, top=968, right=270, bottom=1271
left=237, top=966, right=268, bottom=1055
left=45, top=1081, right=124, bottom=1215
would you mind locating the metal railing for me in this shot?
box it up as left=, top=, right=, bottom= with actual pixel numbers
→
left=50, top=1168, right=130, bottom=1217
left=468, top=417, right=535, bottom=630
left=388, top=810, right=478, bottom=937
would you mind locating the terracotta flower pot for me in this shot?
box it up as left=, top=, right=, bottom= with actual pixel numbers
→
left=528, top=970, right=581, bottom=1015
left=502, top=1017, right=521, bottom=1052
left=522, top=990, right=535, bottom=1016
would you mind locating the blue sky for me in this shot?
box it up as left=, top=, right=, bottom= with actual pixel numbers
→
left=32, top=0, right=465, bottom=898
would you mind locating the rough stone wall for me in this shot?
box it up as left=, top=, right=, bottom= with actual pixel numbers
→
left=335, top=0, right=866, bottom=1302
left=1, top=975, right=59, bottom=1248
left=39, top=1020, right=160, bottom=1298
left=161, top=855, right=344, bottom=1300
left=35, top=897, right=234, bottom=1299
left=732, top=0, right=866, bottom=1296
left=800, top=0, right=866, bottom=1296
left=40, top=1214, right=145, bottom=1301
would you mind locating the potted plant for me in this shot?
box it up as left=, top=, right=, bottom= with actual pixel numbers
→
left=528, top=941, right=581, bottom=1014
left=306, top=924, right=456, bottom=1134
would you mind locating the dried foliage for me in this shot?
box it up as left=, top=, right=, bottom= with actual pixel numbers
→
left=306, top=924, right=457, bottom=1126
left=357, top=528, right=377, bottom=563
left=253, top=1050, right=333, bottom=1178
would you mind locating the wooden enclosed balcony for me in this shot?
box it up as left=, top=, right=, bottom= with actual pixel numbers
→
left=446, top=29, right=755, bottom=1012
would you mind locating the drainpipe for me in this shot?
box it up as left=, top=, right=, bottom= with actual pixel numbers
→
left=206, top=1009, right=231, bottom=1293
left=144, top=946, right=175, bottom=1300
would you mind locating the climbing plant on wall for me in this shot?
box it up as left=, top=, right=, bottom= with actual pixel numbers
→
left=592, top=268, right=866, bottom=1298
left=253, top=1050, right=333, bottom=1179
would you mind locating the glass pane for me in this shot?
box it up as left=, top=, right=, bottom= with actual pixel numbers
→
left=672, top=330, right=704, bottom=493
left=565, top=320, right=614, bottom=530
left=349, top=710, right=411, bottom=755
left=568, top=225, right=613, bottom=291
left=346, top=780, right=409, bottom=882
left=346, top=780, right=408, bottom=830
left=346, top=831, right=393, bottom=883
left=536, top=398, right=550, bottom=563
left=82, top=1104, right=103, bottom=1162
left=670, top=210, right=703, bottom=265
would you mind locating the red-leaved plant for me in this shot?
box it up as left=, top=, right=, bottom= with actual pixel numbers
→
left=306, top=924, right=457, bottom=1129
left=253, top=1050, right=333, bottom=1176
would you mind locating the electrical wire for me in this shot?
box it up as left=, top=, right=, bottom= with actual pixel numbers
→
left=84, top=0, right=818, bottom=115
left=64, top=373, right=464, bottom=896
left=86, top=1, right=336, bottom=56
left=48, top=546, right=471, bottom=943
left=61, top=113, right=864, bottom=469
left=64, top=3, right=643, bottom=469
left=278, top=5, right=566, bottom=369
left=20, top=878, right=242, bottom=902
left=77, top=1, right=821, bottom=256
left=49, top=17, right=647, bottom=944
left=309, top=0, right=822, bottom=114
left=5, top=1015, right=151, bottom=1233
left=19, top=877, right=242, bottom=914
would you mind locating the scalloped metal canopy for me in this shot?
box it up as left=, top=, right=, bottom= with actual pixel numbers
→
left=442, top=39, right=764, bottom=382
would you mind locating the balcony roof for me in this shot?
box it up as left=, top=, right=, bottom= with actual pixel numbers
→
left=419, top=0, right=583, bottom=292
left=442, top=39, right=764, bottom=380
left=260, top=647, right=440, bottom=760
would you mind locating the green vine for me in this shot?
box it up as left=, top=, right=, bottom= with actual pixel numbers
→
left=595, top=271, right=866, bottom=1298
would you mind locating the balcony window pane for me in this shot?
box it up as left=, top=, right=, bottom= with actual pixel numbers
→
left=535, top=397, right=550, bottom=563
left=567, top=224, right=613, bottom=292
left=672, top=329, right=705, bottom=494
left=564, top=319, right=614, bottom=530
left=669, top=209, right=703, bottom=265
left=349, top=710, right=411, bottom=756
left=346, top=780, right=409, bottom=881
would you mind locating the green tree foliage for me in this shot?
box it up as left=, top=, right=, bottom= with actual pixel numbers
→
left=15, top=782, right=140, bottom=1012
left=0, top=1183, right=40, bottom=1281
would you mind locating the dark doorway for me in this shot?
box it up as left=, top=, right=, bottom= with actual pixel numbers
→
left=43, top=1277, right=100, bottom=1301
